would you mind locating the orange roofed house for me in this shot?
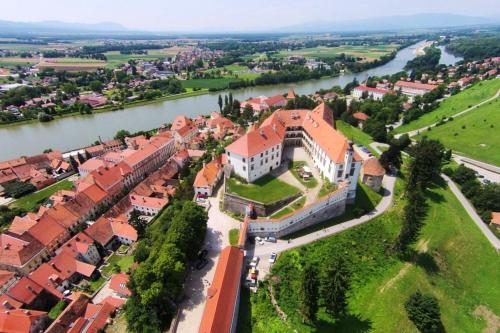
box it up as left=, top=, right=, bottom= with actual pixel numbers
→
left=193, top=156, right=224, bottom=197
left=84, top=216, right=137, bottom=250
left=199, top=246, right=244, bottom=333
left=394, top=80, right=437, bottom=99
left=225, top=103, right=362, bottom=200
left=0, top=308, right=48, bottom=333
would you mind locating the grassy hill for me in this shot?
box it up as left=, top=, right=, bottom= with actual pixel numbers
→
left=417, top=97, right=500, bottom=166
left=238, top=173, right=500, bottom=332
left=394, top=78, right=500, bottom=134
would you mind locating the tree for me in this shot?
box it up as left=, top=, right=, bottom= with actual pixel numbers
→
left=114, top=129, right=131, bottom=142
left=129, top=209, right=146, bottom=237
left=242, top=104, right=254, bottom=122
left=61, top=83, right=79, bottom=96
left=218, top=94, right=223, bottom=111
left=363, top=118, right=387, bottom=142
left=320, top=256, right=350, bottom=317
left=69, top=155, right=79, bottom=171
left=299, top=264, right=319, bottom=322
left=405, top=291, right=442, bottom=333
left=228, top=92, right=233, bottom=106
left=77, top=152, right=86, bottom=165
left=407, top=138, right=445, bottom=190
left=224, top=95, right=229, bottom=107
left=3, top=181, right=36, bottom=198
left=394, top=185, right=427, bottom=254
left=379, top=145, right=402, bottom=172
left=89, top=80, right=103, bottom=93
left=85, top=150, right=92, bottom=160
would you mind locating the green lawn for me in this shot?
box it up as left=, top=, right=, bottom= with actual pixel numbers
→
left=88, top=276, right=106, bottom=293
left=48, top=300, right=67, bottom=320
left=317, top=180, right=338, bottom=198
left=101, top=254, right=134, bottom=277
left=12, top=179, right=73, bottom=211
left=336, top=120, right=378, bottom=156
left=394, top=78, right=500, bottom=134
left=239, top=171, right=500, bottom=332
left=229, top=228, right=240, bottom=246
left=226, top=175, right=301, bottom=204
left=270, top=196, right=306, bottom=219
left=289, top=161, right=318, bottom=189
left=417, top=97, right=500, bottom=166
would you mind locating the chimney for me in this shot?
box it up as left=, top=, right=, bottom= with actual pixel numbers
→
left=259, top=129, right=264, bottom=136
left=2, top=301, right=13, bottom=310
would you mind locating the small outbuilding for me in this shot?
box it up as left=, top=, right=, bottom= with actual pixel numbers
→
left=360, top=158, right=385, bottom=192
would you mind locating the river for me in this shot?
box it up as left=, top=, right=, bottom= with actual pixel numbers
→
left=0, top=41, right=461, bottom=160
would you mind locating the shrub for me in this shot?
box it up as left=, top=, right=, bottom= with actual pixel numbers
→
left=3, top=181, right=36, bottom=198
left=405, top=291, right=442, bottom=333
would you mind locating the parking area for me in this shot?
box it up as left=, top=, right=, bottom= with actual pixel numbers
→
left=175, top=188, right=240, bottom=333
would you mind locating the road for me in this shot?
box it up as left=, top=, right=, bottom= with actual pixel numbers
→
left=397, top=88, right=500, bottom=138
left=453, top=154, right=500, bottom=183
left=175, top=187, right=240, bottom=333
left=253, top=173, right=397, bottom=258
left=442, top=174, right=500, bottom=250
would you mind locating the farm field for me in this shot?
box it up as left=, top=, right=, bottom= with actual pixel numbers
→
left=417, top=96, right=500, bottom=166
left=394, top=78, right=500, bottom=134
left=239, top=172, right=500, bottom=332
left=277, top=44, right=400, bottom=61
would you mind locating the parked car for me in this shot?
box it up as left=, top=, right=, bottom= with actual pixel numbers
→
left=265, top=237, right=277, bottom=243
left=269, top=252, right=277, bottom=263
left=195, top=258, right=209, bottom=270
left=198, top=249, right=208, bottom=259
left=249, top=256, right=259, bottom=268
left=255, top=236, right=262, bottom=242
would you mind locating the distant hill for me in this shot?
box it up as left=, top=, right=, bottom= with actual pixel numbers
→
left=277, top=13, right=500, bottom=33
left=0, top=19, right=128, bottom=34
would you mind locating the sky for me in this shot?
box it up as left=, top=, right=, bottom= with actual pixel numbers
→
left=1, top=0, right=500, bottom=32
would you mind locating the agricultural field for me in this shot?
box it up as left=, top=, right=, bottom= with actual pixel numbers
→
left=239, top=173, right=500, bottom=332
left=277, top=44, right=400, bottom=62
left=417, top=96, right=500, bottom=166
left=394, top=78, right=500, bottom=134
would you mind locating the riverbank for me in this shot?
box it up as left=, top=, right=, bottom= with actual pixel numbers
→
left=0, top=88, right=210, bottom=129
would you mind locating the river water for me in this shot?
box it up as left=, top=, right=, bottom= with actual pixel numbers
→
left=0, top=41, right=461, bottom=160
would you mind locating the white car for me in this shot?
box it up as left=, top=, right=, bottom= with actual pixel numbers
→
left=249, top=256, right=259, bottom=268
left=269, top=252, right=277, bottom=264
left=265, top=237, right=277, bottom=243
left=255, top=236, right=262, bottom=242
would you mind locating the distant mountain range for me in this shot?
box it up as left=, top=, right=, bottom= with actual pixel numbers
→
left=276, top=13, right=500, bottom=33
left=0, top=13, right=499, bottom=35
left=0, top=20, right=127, bottom=34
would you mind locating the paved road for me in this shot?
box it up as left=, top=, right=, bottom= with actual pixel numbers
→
left=175, top=188, right=240, bottom=333
left=397, top=89, right=500, bottom=138
left=453, top=155, right=500, bottom=183
left=253, top=173, right=397, bottom=257
left=443, top=174, right=500, bottom=250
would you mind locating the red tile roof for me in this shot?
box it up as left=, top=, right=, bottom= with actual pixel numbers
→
left=27, top=215, right=69, bottom=248
left=8, top=217, right=37, bottom=236
left=225, top=120, right=285, bottom=158
left=85, top=216, right=137, bottom=246
left=171, top=115, right=192, bottom=131
left=58, top=232, right=95, bottom=259
left=7, top=277, right=43, bottom=305
left=130, top=195, right=167, bottom=210
left=0, top=270, right=15, bottom=289
left=199, top=246, right=243, bottom=333
left=362, top=158, right=385, bottom=177
left=80, top=184, right=108, bottom=205
left=0, top=308, right=47, bottom=333
left=83, top=301, right=117, bottom=333
left=0, top=234, right=45, bottom=268
left=194, top=157, right=223, bottom=188
left=0, top=158, right=27, bottom=171
left=48, top=251, right=96, bottom=280
left=109, top=273, right=131, bottom=296
left=0, top=294, right=23, bottom=310
left=265, top=94, right=287, bottom=107
left=353, top=112, right=370, bottom=121
left=354, top=84, right=390, bottom=95
left=491, top=212, right=500, bottom=226
left=27, top=264, right=65, bottom=299
left=395, top=80, right=437, bottom=91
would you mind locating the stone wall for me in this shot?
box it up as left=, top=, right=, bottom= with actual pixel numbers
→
left=248, top=183, right=350, bottom=238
